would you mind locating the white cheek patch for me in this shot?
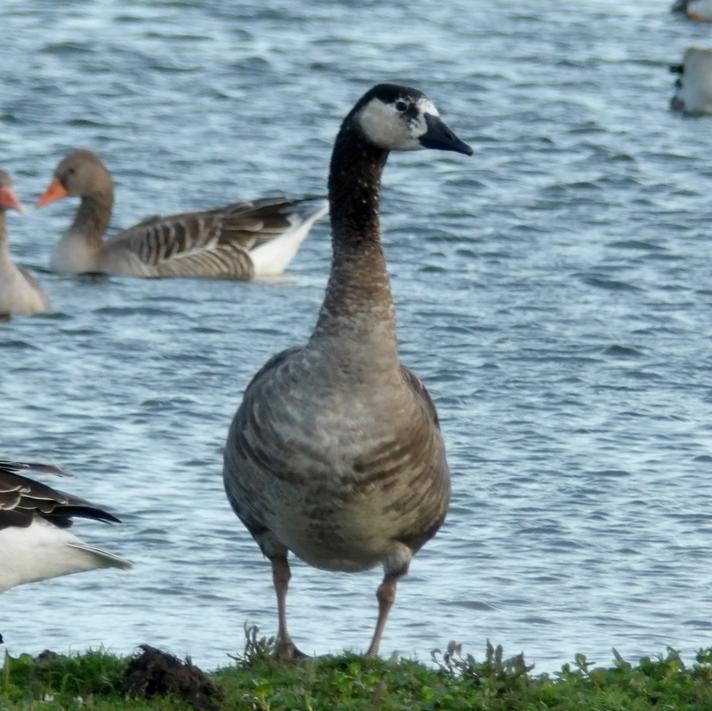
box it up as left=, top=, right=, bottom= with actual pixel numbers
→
left=357, top=99, right=423, bottom=151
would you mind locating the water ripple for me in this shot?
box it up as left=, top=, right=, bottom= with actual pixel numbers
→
left=1, top=0, right=711, bottom=675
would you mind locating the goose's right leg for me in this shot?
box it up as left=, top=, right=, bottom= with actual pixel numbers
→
left=271, top=555, right=306, bottom=660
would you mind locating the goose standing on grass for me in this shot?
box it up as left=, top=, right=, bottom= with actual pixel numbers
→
left=0, top=171, right=51, bottom=316
left=0, top=459, right=132, bottom=594
left=224, top=83, right=472, bottom=658
left=36, top=149, right=327, bottom=279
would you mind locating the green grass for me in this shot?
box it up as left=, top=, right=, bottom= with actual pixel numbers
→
left=3, top=627, right=712, bottom=710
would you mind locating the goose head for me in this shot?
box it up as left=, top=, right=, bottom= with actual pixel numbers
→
left=0, top=171, right=25, bottom=213
left=350, top=84, right=473, bottom=156
left=36, top=149, right=113, bottom=208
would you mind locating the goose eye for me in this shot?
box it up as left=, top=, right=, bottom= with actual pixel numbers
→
left=395, top=100, right=408, bottom=112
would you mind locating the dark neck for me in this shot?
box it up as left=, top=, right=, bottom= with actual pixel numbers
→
left=70, top=192, right=113, bottom=247
left=329, top=123, right=387, bottom=246
left=0, top=210, right=7, bottom=258
left=311, top=123, right=398, bottom=358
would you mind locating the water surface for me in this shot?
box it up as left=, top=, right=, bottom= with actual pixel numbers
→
left=2, top=0, right=712, bottom=673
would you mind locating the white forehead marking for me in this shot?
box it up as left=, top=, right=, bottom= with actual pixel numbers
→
left=417, top=97, right=440, bottom=117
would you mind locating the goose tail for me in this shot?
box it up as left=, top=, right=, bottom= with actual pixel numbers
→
left=67, top=542, right=133, bottom=571
left=250, top=198, right=328, bottom=277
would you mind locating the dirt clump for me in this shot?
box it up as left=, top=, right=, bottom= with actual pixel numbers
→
left=122, top=644, right=224, bottom=710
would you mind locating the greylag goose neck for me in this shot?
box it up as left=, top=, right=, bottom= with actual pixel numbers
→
left=0, top=460, right=132, bottom=594
left=37, top=149, right=327, bottom=279
left=223, top=83, right=472, bottom=659
left=0, top=171, right=51, bottom=317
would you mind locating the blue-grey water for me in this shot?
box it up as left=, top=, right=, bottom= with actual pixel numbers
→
left=2, top=0, right=712, bottom=674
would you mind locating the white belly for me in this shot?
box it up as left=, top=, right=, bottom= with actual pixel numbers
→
left=50, top=232, right=100, bottom=273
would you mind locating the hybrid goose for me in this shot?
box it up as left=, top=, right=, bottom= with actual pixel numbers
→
left=0, top=171, right=51, bottom=316
left=670, top=47, right=712, bottom=114
left=223, top=83, right=472, bottom=658
left=37, top=149, right=327, bottom=279
left=0, top=459, right=131, bottom=593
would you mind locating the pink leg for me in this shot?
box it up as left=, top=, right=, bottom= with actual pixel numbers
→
left=271, top=556, right=306, bottom=660
left=366, top=572, right=399, bottom=657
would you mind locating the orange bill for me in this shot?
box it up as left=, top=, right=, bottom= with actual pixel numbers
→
left=36, top=178, right=69, bottom=208
left=0, top=185, right=26, bottom=213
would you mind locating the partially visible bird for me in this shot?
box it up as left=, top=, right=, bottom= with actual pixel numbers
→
left=672, top=0, right=712, bottom=21
left=0, top=459, right=132, bottom=593
left=0, top=171, right=51, bottom=317
left=670, top=46, right=712, bottom=114
left=37, top=149, right=327, bottom=279
left=223, top=83, right=472, bottom=659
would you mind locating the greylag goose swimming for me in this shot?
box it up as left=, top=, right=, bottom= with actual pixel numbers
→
left=670, top=47, right=712, bottom=114
left=223, top=83, right=472, bottom=658
left=0, top=171, right=51, bottom=316
left=0, top=460, right=131, bottom=593
left=36, top=149, right=327, bottom=279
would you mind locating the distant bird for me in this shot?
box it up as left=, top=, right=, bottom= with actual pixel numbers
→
left=36, top=149, right=327, bottom=279
left=0, top=171, right=51, bottom=316
left=670, top=47, right=712, bottom=114
left=223, top=83, right=472, bottom=658
left=0, top=460, right=132, bottom=593
left=672, top=0, right=712, bottom=21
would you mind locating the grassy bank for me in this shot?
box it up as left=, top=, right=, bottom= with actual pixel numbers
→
left=2, top=628, right=712, bottom=710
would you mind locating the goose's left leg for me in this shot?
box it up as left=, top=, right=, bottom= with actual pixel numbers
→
left=366, top=568, right=407, bottom=657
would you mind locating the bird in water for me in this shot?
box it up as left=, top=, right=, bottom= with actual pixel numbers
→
left=672, top=0, right=712, bottom=21
left=0, top=171, right=51, bottom=317
left=223, top=83, right=472, bottom=658
left=36, top=149, right=327, bottom=280
left=670, top=46, right=712, bottom=115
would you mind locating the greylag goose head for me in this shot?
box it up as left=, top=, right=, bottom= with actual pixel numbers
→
left=36, top=149, right=114, bottom=208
